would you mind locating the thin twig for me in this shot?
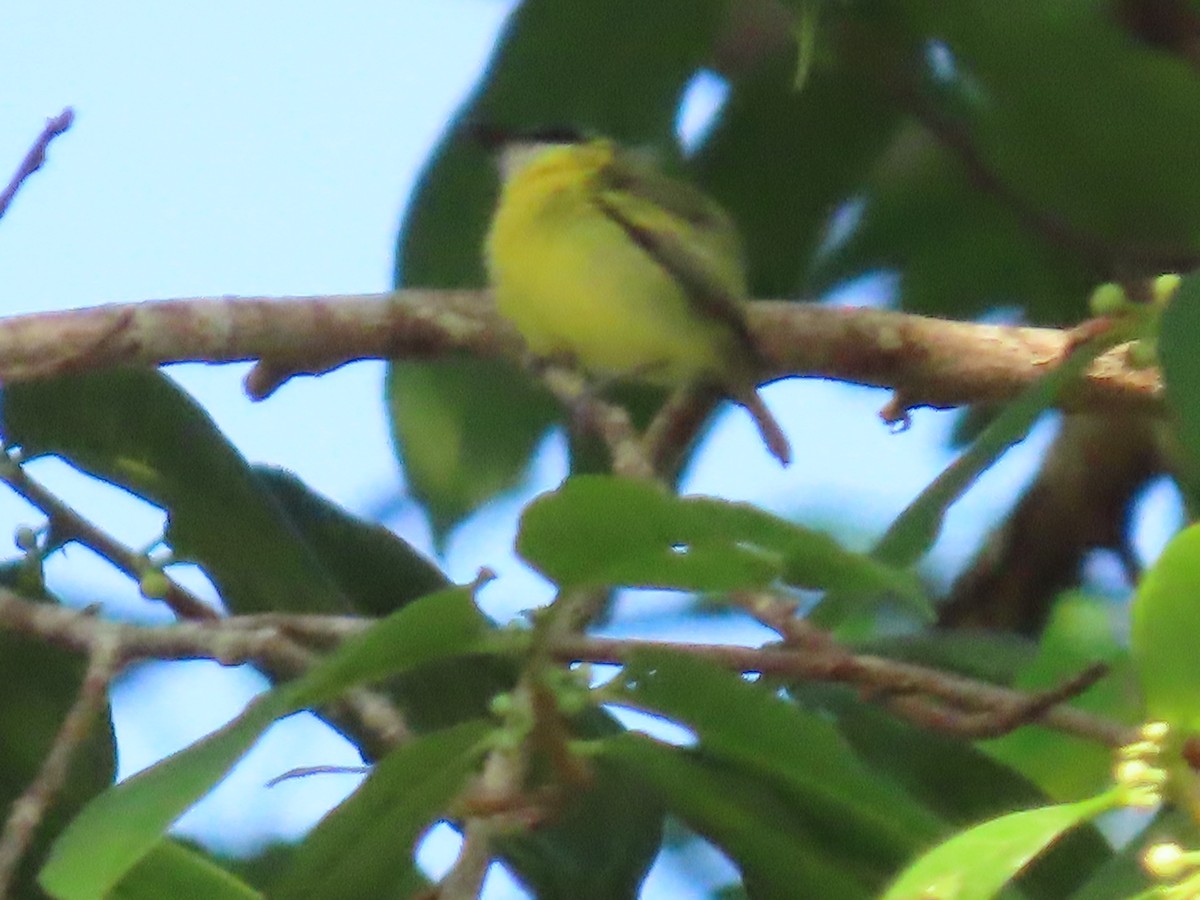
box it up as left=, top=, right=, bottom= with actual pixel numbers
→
left=0, top=589, right=1133, bottom=748
left=0, top=454, right=218, bottom=621
left=536, top=365, right=657, bottom=481
left=552, top=634, right=1133, bottom=748
left=0, top=108, right=74, bottom=222
left=0, top=635, right=117, bottom=895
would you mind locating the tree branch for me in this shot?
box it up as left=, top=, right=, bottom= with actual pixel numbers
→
left=0, top=588, right=1135, bottom=750
left=0, top=292, right=1160, bottom=416
left=0, top=109, right=74, bottom=223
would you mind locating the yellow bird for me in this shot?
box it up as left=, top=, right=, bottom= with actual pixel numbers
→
left=483, top=131, right=791, bottom=466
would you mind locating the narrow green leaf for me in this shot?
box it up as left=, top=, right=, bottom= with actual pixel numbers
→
left=881, top=792, right=1119, bottom=900
left=519, top=476, right=924, bottom=610
left=272, top=720, right=492, bottom=900
left=39, top=696, right=287, bottom=900
left=612, top=651, right=943, bottom=866
left=1159, top=270, right=1200, bottom=487
left=602, top=733, right=872, bottom=900
left=2, top=370, right=347, bottom=614
left=283, top=585, right=491, bottom=709
left=1131, top=522, right=1200, bottom=729
left=40, top=587, right=494, bottom=899
left=108, top=840, right=263, bottom=900
left=871, top=340, right=1101, bottom=570
left=255, top=465, right=449, bottom=615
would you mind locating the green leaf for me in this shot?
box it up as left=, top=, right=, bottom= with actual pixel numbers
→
left=799, top=684, right=1113, bottom=899
left=39, top=586, right=494, bottom=899
left=0, top=628, right=115, bottom=897
left=917, top=0, right=1200, bottom=256
left=693, top=52, right=899, bottom=297
left=809, top=129, right=1089, bottom=323
left=254, top=465, right=449, bottom=615
left=2, top=370, right=347, bottom=614
left=389, top=0, right=733, bottom=537
left=870, top=339, right=1101, bottom=571
left=611, top=651, right=943, bottom=870
left=982, top=593, right=1139, bottom=802
left=1159, top=270, right=1200, bottom=486
left=387, top=358, right=557, bottom=542
left=518, top=476, right=924, bottom=609
left=108, top=840, right=263, bottom=900
left=881, top=791, right=1120, bottom=900
left=271, top=720, right=492, bottom=900
left=602, top=733, right=873, bottom=900
left=1131, top=522, right=1200, bottom=729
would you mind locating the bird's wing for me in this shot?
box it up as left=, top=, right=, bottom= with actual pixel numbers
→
left=592, top=153, right=761, bottom=356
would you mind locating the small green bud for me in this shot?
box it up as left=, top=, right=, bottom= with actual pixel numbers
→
left=1154, top=273, right=1182, bottom=304
left=14, top=526, right=38, bottom=552
left=1089, top=282, right=1126, bottom=316
left=139, top=570, right=171, bottom=599
left=1127, top=338, right=1158, bottom=369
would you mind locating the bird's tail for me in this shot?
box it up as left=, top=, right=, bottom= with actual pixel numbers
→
left=737, top=389, right=791, bottom=466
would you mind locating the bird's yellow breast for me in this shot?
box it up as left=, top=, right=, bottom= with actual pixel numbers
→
left=484, top=145, right=734, bottom=384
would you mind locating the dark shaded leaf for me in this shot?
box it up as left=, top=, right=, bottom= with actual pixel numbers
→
left=3, top=370, right=346, bottom=614
left=603, top=734, right=873, bottom=900
left=109, top=840, right=262, bottom=900
left=254, top=465, right=449, bottom=615
left=695, top=52, right=899, bottom=297
left=0, top=628, right=114, bottom=898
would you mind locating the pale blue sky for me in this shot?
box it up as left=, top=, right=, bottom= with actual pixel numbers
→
left=0, top=3, right=1184, bottom=897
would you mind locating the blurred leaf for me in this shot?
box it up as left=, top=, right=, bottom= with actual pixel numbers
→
left=1131, top=522, right=1200, bottom=729
left=40, top=586, right=495, bottom=899
left=519, top=476, right=925, bottom=612
left=919, top=0, right=1200, bottom=257
left=801, top=684, right=1112, bottom=899
left=810, top=128, right=1090, bottom=322
left=272, top=720, right=491, bottom=900
left=612, top=650, right=943, bottom=874
left=0, top=630, right=115, bottom=898
left=982, top=593, right=1140, bottom=801
left=109, top=840, right=262, bottom=900
left=2, top=370, right=346, bottom=614
left=390, top=0, right=732, bottom=537
left=881, top=790, right=1120, bottom=900
left=1159, top=270, right=1200, bottom=487
left=254, top=465, right=449, bottom=615
left=387, top=358, right=556, bottom=542
left=603, top=733, right=874, bottom=900
left=693, top=52, right=899, bottom=296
